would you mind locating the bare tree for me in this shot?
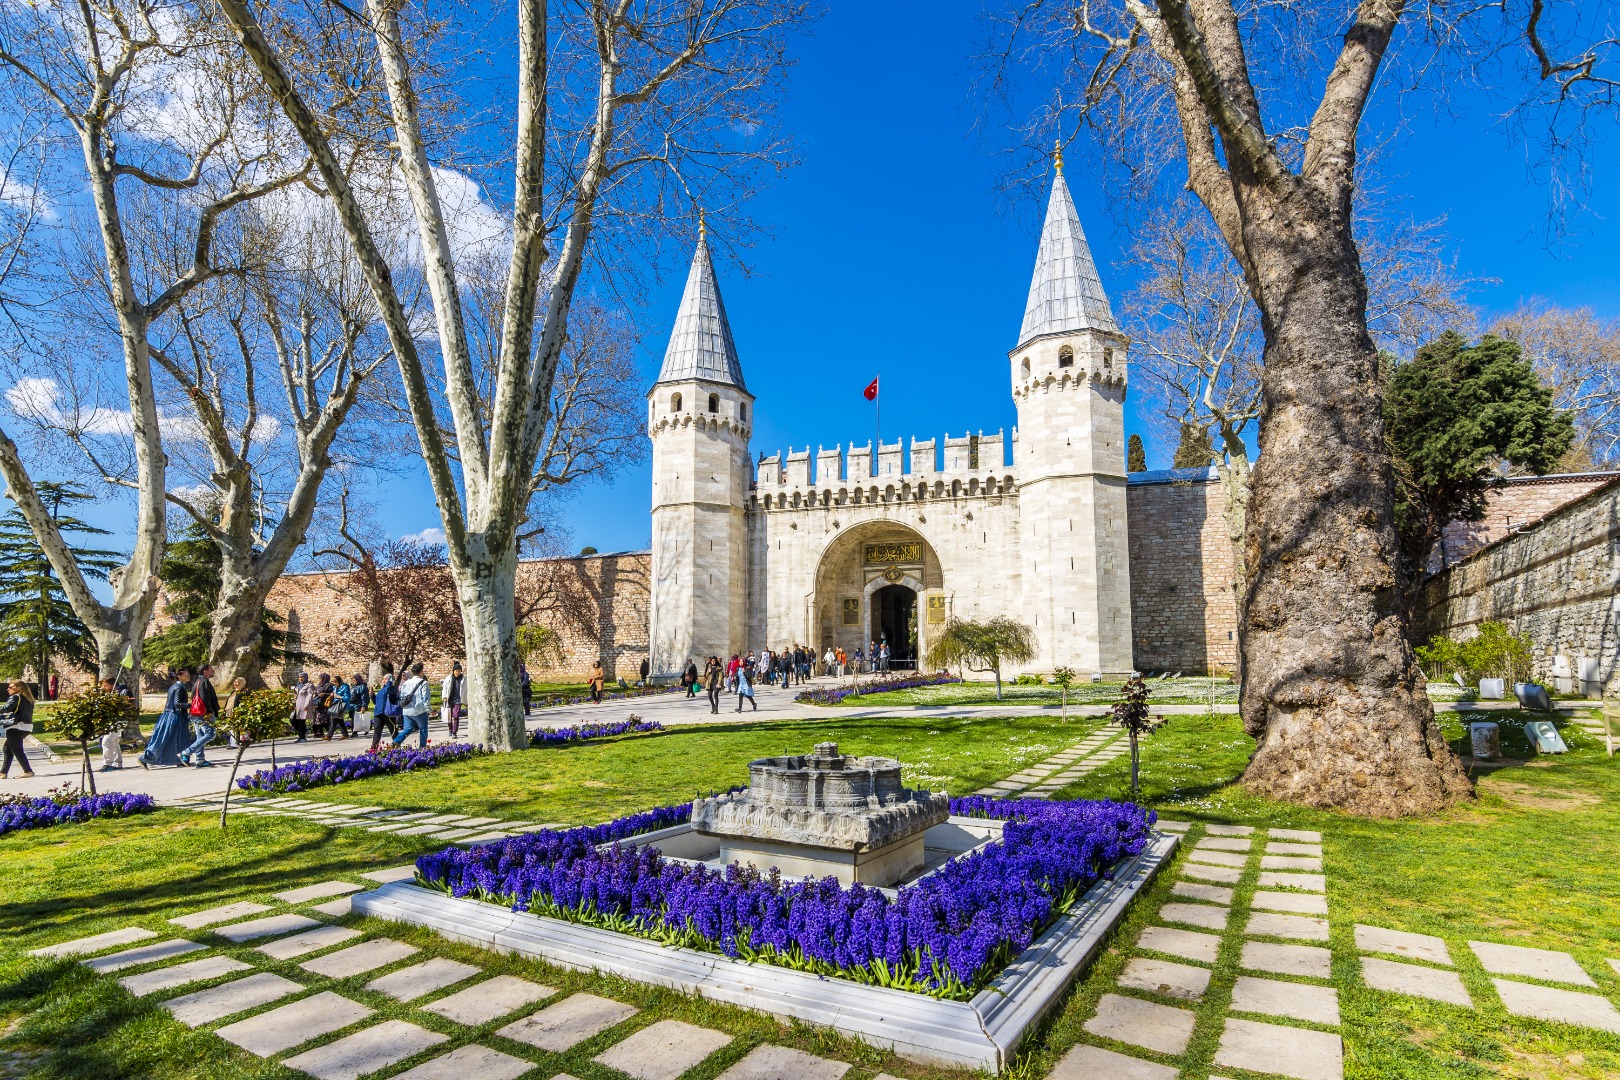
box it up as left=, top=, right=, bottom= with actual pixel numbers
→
left=0, top=2, right=309, bottom=682
left=215, top=0, right=809, bottom=749
left=1491, top=303, right=1620, bottom=468
left=977, top=0, right=1616, bottom=815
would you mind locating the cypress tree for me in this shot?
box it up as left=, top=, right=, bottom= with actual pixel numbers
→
left=1127, top=433, right=1147, bottom=472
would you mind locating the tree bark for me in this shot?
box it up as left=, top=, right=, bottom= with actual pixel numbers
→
left=455, top=543, right=525, bottom=750
left=79, top=739, right=96, bottom=796
left=1237, top=220, right=1470, bottom=816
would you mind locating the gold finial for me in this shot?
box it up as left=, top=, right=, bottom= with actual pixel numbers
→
left=1053, top=138, right=1064, bottom=174
left=698, top=210, right=706, bottom=242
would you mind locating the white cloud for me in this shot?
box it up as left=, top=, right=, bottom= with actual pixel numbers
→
left=401, top=526, right=447, bottom=547
left=5, top=377, right=281, bottom=444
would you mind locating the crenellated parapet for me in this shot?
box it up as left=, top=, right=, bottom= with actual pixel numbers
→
left=749, top=431, right=1019, bottom=511
left=648, top=410, right=751, bottom=442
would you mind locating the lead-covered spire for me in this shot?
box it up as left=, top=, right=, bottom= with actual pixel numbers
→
left=656, top=231, right=746, bottom=389
left=1016, top=163, right=1118, bottom=349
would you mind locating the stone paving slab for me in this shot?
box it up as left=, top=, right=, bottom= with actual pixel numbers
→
left=423, top=974, right=554, bottom=1026
left=1049, top=1044, right=1177, bottom=1080
left=1160, top=902, right=1230, bottom=931
left=1230, top=975, right=1341, bottom=1025
left=1247, top=912, right=1330, bottom=942
left=432, top=828, right=483, bottom=840
left=1155, top=820, right=1191, bottom=833
left=119, top=954, right=252, bottom=997
left=31, top=926, right=158, bottom=958
left=1354, top=925, right=1450, bottom=965
left=396, top=824, right=454, bottom=836
left=1470, top=941, right=1597, bottom=986
left=1241, top=941, right=1333, bottom=979
left=1083, top=992, right=1196, bottom=1055
left=460, top=831, right=514, bottom=843
left=1610, top=958, right=1620, bottom=976
left=1117, top=957, right=1212, bottom=1001
left=281, top=1018, right=449, bottom=1080
left=301, top=939, right=418, bottom=978
left=311, top=897, right=353, bottom=917
left=1215, top=1017, right=1343, bottom=1080
left=592, top=1019, right=733, bottom=1080
left=1361, top=957, right=1472, bottom=1007
left=1187, top=850, right=1248, bottom=868
left=1182, top=863, right=1243, bottom=884
left=1195, top=837, right=1252, bottom=852
left=1205, top=824, right=1255, bottom=836
left=216, top=990, right=373, bottom=1056
left=1171, top=881, right=1234, bottom=905
left=450, top=817, right=502, bottom=827
left=1492, top=978, right=1620, bottom=1033
left=215, top=913, right=321, bottom=942
left=1266, top=842, right=1323, bottom=857
left=83, top=938, right=205, bottom=973
left=164, top=972, right=304, bottom=1027
left=716, top=1044, right=851, bottom=1079
left=1259, top=871, right=1326, bottom=893
left=1270, top=829, right=1322, bottom=842
left=256, top=926, right=363, bottom=960
left=1261, top=855, right=1323, bottom=871
left=496, top=992, right=639, bottom=1052
left=1139, top=926, right=1222, bottom=965
left=390, top=1043, right=535, bottom=1080
left=360, top=865, right=418, bottom=884
left=365, top=957, right=482, bottom=1001
left=275, top=881, right=364, bottom=904
left=1252, top=890, right=1329, bottom=916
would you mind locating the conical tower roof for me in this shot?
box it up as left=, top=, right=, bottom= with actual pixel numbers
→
left=656, top=232, right=746, bottom=390
left=1016, top=166, right=1118, bottom=349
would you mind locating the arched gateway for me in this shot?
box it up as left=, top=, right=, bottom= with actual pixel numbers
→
left=812, top=523, right=945, bottom=670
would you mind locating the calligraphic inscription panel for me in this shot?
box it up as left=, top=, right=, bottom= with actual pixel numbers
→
left=864, top=542, right=922, bottom=566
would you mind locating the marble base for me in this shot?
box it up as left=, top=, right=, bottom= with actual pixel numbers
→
left=718, top=831, right=926, bottom=887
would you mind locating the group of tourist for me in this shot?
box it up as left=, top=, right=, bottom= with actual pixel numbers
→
left=137, top=665, right=242, bottom=770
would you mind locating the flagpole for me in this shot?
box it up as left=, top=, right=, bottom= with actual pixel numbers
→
left=874, top=372, right=880, bottom=477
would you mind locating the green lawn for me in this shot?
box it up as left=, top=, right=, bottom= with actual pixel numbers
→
left=4, top=708, right=1619, bottom=1078
left=838, top=676, right=1240, bottom=708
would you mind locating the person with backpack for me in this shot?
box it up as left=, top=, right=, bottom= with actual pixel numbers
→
left=683, top=658, right=699, bottom=699
left=441, top=661, right=465, bottom=738
left=392, top=662, right=432, bottom=750
left=370, top=664, right=402, bottom=749
left=179, top=664, right=220, bottom=767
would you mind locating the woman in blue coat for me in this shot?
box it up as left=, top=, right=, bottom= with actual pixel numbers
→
left=141, top=670, right=193, bottom=768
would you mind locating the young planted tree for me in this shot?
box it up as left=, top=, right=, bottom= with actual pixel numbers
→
left=1052, top=665, right=1077, bottom=721
left=1111, top=674, right=1159, bottom=799
left=215, top=0, right=809, bottom=750
left=217, top=688, right=293, bottom=828
left=0, top=3, right=311, bottom=682
left=1386, top=331, right=1574, bottom=610
left=927, top=617, right=1037, bottom=701
left=48, top=686, right=137, bottom=796
left=0, top=484, right=121, bottom=689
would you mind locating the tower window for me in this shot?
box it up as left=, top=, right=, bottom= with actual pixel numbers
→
left=1020, top=357, right=1030, bottom=379
left=740, top=402, right=748, bottom=422
left=708, top=393, right=720, bottom=413
left=1103, top=347, right=1114, bottom=369
left=1058, top=345, right=1074, bottom=368
left=670, top=392, right=682, bottom=412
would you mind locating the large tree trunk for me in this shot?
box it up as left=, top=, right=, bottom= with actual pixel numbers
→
left=1238, top=217, right=1470, bottom=816
left=210, top=568, right=275, bottom=690
left=455, top=543, right=525, bottom=751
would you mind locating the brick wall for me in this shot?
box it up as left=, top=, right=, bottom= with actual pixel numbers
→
left=1420, top=478, right=1620, bottom=692
left=1126, top=475, right=1239, bottom=674
left=262, top=551, right=651, bottom=685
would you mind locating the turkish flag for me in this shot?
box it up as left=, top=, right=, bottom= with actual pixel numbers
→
left=863, top=377, right=879, bottom=401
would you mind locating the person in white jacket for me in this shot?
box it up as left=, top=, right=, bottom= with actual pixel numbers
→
left=440, top=662, right=465, bottom=739
left=391, top=663, right=432, bottom=749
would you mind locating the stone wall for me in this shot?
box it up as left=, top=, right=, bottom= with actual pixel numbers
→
left=1430, top=472, right=1620, bottom=573
left=1125, top=472, right=1239, bottom=675
left=263, top=551, right=651, bottom=685
left=1420, top=477, right=1620, bottom=693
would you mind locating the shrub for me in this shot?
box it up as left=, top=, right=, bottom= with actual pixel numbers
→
left=218, top=689, right=295, bottom=828
left=48, top=688, right=138, bottom=796
left=1418, top=622, right=1534, bottom=684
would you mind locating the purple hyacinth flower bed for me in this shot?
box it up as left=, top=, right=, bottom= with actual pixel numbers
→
left=236, top=742, right=487, bottom=794
left=795, top=672, right=962, bottom=706
left=416, top=793, right=1152, bottom=999
left=0, top=790, right=155, bottom=837
left=530, top=719, right=665, bottom=746
left=531, top=685, right=683, bottom=709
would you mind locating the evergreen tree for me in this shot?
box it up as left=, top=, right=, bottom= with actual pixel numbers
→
left=1171, top=422, right=1215, bottom=469
left=1127, top=433, right=1147, bottom=472
left=0, top=484, right=123, bottom=688
left=143, top=521, right=309, bottom=674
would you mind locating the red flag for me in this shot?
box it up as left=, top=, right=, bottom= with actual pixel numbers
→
left=863, top=377, right=879, bottom=401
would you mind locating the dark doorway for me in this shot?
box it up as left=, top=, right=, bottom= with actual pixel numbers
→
left=873, top=584, right=917, bottom=669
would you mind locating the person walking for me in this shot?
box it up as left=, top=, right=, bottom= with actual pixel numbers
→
left=0, top=679, right=35, bottom=778
left=180, top=664, right=220, bottom=767
left=441, top=662, right=465, bottom=738
left=588, top=661, right=605, bottom=705
left=349, top=674, right=370, bottom=735
left=824, top=646, right=836, bottom=678
left=142, top=670, right=193, bottom=768
left=704, top=656, right=723, bottom=715
left=683, top=659, right=699, bottom=699
left=292, top=672, right=315, bottom=742
left=735, top=665, right=757, bottom=712
left=639, top=657, right=650, bottom=687
left=392, top=663, right=432, bottom=749
left=520, top=663, right=533, bottom=715
left=370, top=663, right=401, bottom=749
